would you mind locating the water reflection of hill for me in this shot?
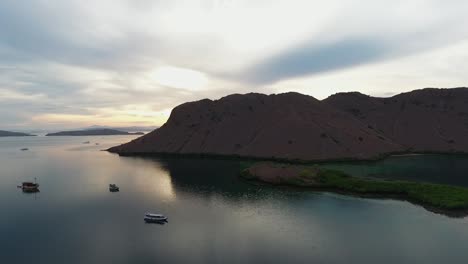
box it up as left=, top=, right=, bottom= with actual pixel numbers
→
left=138, top=157, right=248, bottom=192
left=125, top=156, right=310, bottom=202
left=127, top=155, right=468, bottom=217
left=323, top=154, right=468, bottom=187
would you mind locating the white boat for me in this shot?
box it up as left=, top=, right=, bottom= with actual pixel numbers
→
left=109, top=184, right=119, bottom=192
left=144, top=213, right=168, bottom=223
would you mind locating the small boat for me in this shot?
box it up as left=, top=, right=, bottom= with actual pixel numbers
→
left=144, top=213, right=168, bottom=223
left=82, top=141, right=90, bottom=144
left=21, top=180, right=39, bottom=193
left=21, top=148, right=29, bottom=151
left=109, top=184, right=119, bottom=192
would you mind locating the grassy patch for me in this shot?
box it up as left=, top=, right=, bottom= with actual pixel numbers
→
left=242, top=164, right=468, bottom=210
left=317, top=170, right=468, bottom=210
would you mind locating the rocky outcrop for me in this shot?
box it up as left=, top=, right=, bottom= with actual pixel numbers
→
left=324, top=87, right=468, bottom=152
left=109, top=92, right=403, bottom=161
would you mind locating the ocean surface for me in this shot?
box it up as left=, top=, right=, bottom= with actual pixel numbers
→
left=1, top=136, right=468, bottom=264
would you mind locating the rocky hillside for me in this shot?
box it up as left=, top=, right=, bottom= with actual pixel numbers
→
left=324, top=88, right=468, bottom=152
left=109, top=92, right=403, bottom=161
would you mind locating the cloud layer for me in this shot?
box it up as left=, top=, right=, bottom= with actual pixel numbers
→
left=1, top=0, right=468, bottom=130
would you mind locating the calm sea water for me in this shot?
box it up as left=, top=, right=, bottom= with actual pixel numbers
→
left=1, top=136, right=468, bottom=264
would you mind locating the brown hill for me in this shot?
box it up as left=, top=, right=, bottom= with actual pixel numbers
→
left=324, top=87, right=468, bottom=152
left=109, top=92, right=403, bottom=161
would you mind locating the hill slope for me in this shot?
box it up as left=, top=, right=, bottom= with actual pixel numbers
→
left=109, top=93, right=403, bottom=161
left=324, top=87, right=468, bottom=152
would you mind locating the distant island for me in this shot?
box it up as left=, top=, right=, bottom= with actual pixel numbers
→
left=46, top=129, right=144, bottom=136
left=241, top=162, right=468, bottom=216
left=109, top=87, right=468, bottom=161
left=0, top=130, right=36, bottom=137
left=82, top=125, right=158, bottom=132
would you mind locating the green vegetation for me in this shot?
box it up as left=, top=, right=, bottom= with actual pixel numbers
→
left=241, top=164, right=468, bottom=211
left=316, top=170, right=468, bottom=210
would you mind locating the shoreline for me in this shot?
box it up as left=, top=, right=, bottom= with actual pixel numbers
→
left=107, top=150, right=468, bottom=217
left=240, top=163, right=468, bottom=218
left=240, top=177, right=468, bottom=218
left=108, top=149, right=468, bottom=165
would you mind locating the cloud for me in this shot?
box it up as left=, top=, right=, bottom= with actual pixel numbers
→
left=242, top=38, right=387, bottom=84
left=0, top=89, right=46, bottom=101
left=266, top=38, right=468, bottom=100
left=1, top=0, right=468, bottom=129
left=237, top=0, right=468, bottom=85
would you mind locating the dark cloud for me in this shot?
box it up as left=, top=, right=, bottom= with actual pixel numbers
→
left=0, top=1, right=82, bottom=61
left=0, top=1, right=162, bottom=71
left=243, top=38, right=388, bottom=84
left=239, top=23, right=468, bottom=85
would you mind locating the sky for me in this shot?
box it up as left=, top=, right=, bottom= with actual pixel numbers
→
left=2, top=0, right=468, bottom=130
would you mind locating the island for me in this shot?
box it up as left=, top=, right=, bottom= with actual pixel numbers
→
left=109, top=87, right=468, bottom=160
left=241, top=162, right=468, bottom=216
left=46, top=129, right=144, bottom=136
left=0, top=130, right=36, bottom=137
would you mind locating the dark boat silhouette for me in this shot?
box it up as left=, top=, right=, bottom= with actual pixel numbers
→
left=20, top=181, right=39, bottom=193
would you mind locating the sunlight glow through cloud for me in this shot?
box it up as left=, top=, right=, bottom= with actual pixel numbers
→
left=151, top=66, right=208, bottom=91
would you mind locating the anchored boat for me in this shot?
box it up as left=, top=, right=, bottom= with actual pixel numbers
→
left=21, top=179, right=39, bottom=193
left=109, top=184, right=120, bottom=192
left=144, top=213, right=168, bottom=223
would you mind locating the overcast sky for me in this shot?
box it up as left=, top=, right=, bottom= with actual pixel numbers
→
left=2, top=0, right=468, bottom=130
